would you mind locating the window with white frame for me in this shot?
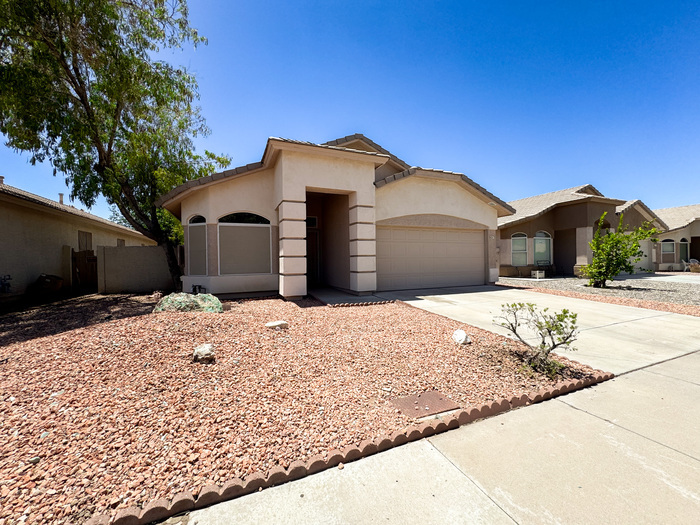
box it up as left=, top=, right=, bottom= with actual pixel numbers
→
left=218, top=213, right=271, bottom=274
left=661, top=239, right=675, bottom=264
left=511, top=233, right=527, bottom=266
left=534, top=231, right=552, bottom=265
left=680, top=238, right=689, bottom=262
left=188, top=215, right=207, bottom=276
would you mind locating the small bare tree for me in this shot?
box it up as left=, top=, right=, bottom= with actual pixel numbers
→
left=495, top=303, right=578, bottom=376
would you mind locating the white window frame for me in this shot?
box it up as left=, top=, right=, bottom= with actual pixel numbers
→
left=511, top=233, right=528, bottom=266
left=534, top=231, right=552, bottom=265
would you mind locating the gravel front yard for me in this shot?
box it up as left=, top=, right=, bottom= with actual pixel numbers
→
left=0, top=295, right=596, bottom=524
left=498, top=274, right=700, bottom=317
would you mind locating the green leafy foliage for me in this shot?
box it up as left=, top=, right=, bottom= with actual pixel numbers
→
left=0, top=0, right=228, bottom=285
left=495, top=302, right=578, bottom=377
left=581, top=212, right=659, bottom=288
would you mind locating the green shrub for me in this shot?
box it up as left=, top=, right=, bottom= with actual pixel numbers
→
left=581, top=212, right=658, bottom=288
left=495, top=302, right=578, bottom=377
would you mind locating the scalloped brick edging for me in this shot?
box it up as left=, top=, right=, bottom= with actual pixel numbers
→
left=87, top=370, right=613, bottom=524
left=327, top=300, right=395, bottom=308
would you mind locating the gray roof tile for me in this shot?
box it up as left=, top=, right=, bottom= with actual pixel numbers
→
left=653, top=203, right=700, bottom=231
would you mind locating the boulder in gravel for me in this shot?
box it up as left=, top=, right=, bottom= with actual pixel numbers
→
left=153, top=293, right=223, bottom=313
left=265, top=320, right=289, bottom=329
left=452, top=329, right=471, bottom=345
left=193, top=343, right=216, bottom=364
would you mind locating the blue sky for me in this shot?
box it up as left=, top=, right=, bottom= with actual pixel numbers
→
left=3, top=0, right=700, bottom=219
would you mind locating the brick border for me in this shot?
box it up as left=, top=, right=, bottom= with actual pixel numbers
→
left=327, top=300, right=395, bottom=308
left=87, top=371, right=614, bottom=524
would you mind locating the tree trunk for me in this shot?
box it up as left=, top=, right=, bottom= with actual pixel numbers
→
left=160, top=241, right=183, bottom=292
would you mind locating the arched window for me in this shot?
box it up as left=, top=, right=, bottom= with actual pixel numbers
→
left=534, top=231, right=552, bottom=265
left=680, top=238, right=689, bottom=262
left=188, top=215, right=207, bottom=275
left=511, top=233, right=527, bottom=266
left=219, top=213, right=270, bottom=225
left=218, top=213, right=271, bottom=274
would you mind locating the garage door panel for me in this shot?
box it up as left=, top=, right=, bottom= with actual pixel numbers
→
left=376, top=226, right=486, bottom=291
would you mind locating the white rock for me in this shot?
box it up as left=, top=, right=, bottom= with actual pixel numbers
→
left=193, top=343, right=216, bottom=364
left=265, top=320, right=289, bottom=329
left=452, top=329, right=471, bottom=345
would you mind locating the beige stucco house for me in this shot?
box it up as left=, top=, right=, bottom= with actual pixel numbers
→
left=653, top=204, right=700, bottom=271
left=0, top=177, right=155, bottom=296
left=158, top=134, right=514, bottom=298
left=498, top=185, right=667, bottom=277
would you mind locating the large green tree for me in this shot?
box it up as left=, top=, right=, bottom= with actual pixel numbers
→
left=0, top=0, right=227, bottom=287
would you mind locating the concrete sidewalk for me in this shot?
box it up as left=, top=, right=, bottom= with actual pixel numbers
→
left=187, top=288, right=700, bottom=525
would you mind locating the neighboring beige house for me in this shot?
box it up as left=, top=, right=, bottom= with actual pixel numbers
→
left=158, top=134, right=515, bottom=298
left=498, top=185, right=667, bottom=277
left=0, top=177, right=155, bottom=296
left=653, top=204, right=700, bottom=271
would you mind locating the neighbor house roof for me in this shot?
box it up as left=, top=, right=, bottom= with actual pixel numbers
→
left=498, top=184, right=617, bottom=228
left=498, top=184, right=668, bottom=230
left=653, top=203, right=700, bottom=231
left=616, top=200, right=668, bottom=230
left=0, top=180, right=146, bottom=237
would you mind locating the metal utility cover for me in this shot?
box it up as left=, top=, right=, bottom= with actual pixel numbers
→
left=390, top=390, right=460, bottom=417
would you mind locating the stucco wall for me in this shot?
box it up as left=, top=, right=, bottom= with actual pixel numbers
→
left=97, top=246, right=173, bottom=293
left=376, top=176, right=498, bottom=229
left=180, top=169, right=277, bottom=225
left=1, top=197, right=152, bottom=295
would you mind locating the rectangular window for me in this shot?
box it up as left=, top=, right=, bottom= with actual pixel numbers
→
left=117, top=239, right=125, bottom=247
left=219, top=224, right=271, bottom=274
left=512, top=236, right=527, bottom=266
left=78, top=230, right=93, bottom=252
left=188, top=225, right=207, bottom=276
left=680, top=243, right=689, bottom=262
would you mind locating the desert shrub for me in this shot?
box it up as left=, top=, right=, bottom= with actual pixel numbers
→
left=495, top=302, right=578, bottom=377
left=581, top=212, right=659, bottom=288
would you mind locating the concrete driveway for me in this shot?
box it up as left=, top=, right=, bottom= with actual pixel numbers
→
left=188, top=287, right=700, bottom=525
left=375, top=285, right=700, bottom=375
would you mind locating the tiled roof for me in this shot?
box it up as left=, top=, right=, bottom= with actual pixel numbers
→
left=322, top=133, right=411, bottom=169
left=616, top=200, right=669, bottom=230
left=498, top=184, right=616, bottom=228
left=375, top=167, right=515, bottom=214
left=0, top=182, right=144, bottom=235
left=157, top=137, right=389, bottom=207
left=653, top=203, right=700, bottom=231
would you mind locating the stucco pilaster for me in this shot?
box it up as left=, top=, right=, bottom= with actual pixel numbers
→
left=349, top=202, right=376, bottom=293
left=486, top=229, right=498, bottom=283
left=207, top=223, right=218, bottom=276
left=576, top=227, right=593, bottom=265
left=277, top=199, right=307, bottom=298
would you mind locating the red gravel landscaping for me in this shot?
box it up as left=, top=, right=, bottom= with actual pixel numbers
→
left=0, top=296, right=597, bottom=524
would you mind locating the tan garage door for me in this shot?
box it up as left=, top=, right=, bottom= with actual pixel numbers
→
left=376, top=227, right=486, bottom=291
